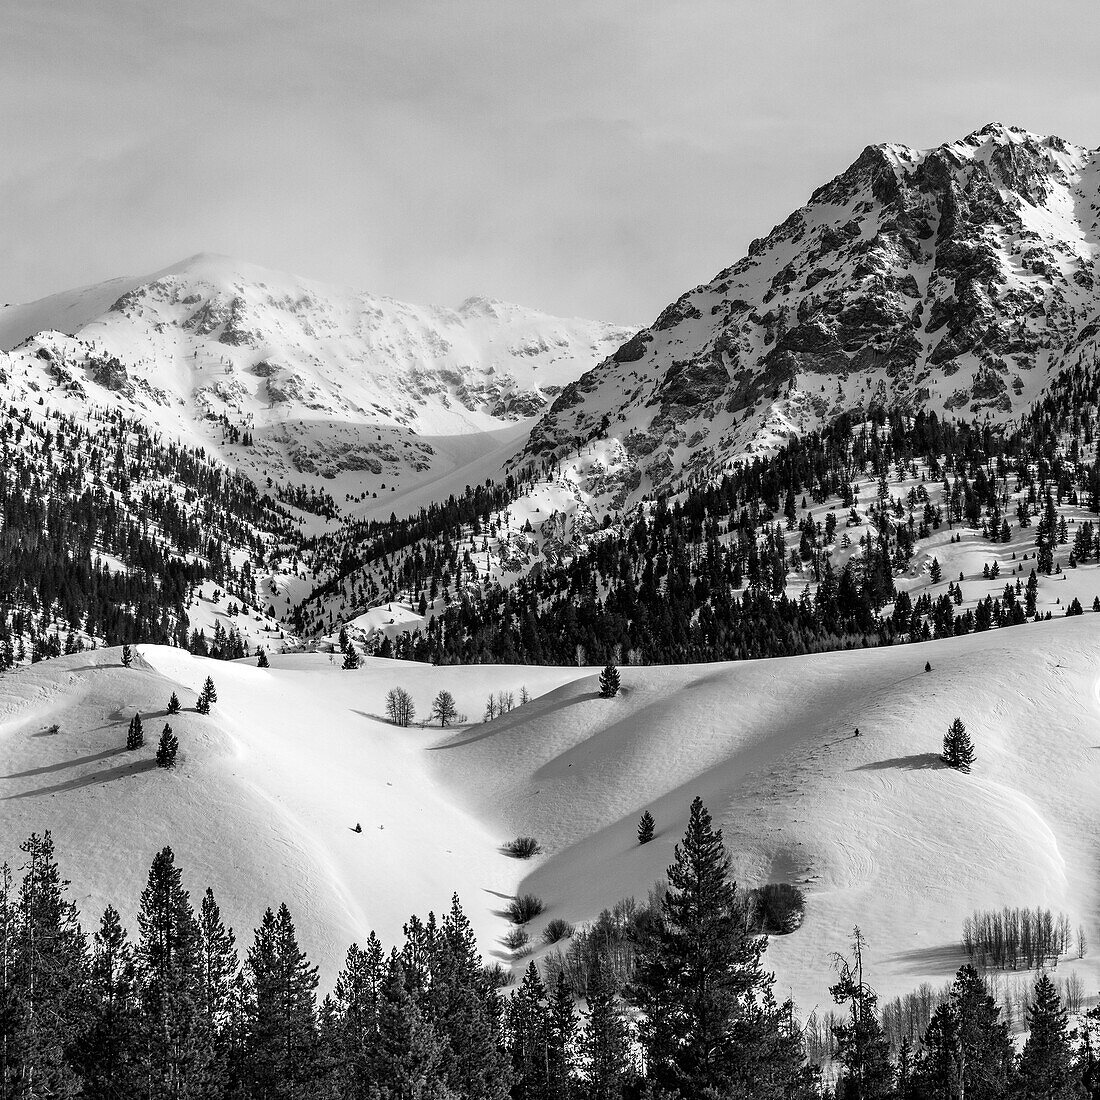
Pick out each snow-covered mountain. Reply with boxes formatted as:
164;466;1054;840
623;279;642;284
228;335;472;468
522;124;1100;506
0;254;633;515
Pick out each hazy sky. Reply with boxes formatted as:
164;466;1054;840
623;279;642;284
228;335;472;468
3;1;1098;323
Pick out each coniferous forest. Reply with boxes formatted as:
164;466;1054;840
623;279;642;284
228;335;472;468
2;801;1098;1100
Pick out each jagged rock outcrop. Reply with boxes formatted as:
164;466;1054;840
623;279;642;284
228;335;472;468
522;124;1100;504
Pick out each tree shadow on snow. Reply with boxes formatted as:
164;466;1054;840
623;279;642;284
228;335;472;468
2;746;130;779
853;753;947;772
888;942;970;974
5;758;157;799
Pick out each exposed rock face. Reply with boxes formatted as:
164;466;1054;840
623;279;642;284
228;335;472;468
522;124;1100;503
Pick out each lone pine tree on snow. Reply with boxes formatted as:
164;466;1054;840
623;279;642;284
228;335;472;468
121;644;133;667
126;713;144;750
167;691;181;714
942;717;975;772
599;662;620;698
156;724;179;769
638;810;655;844
256;648;269;668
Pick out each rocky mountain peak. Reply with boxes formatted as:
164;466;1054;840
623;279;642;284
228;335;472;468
520;125;1100;509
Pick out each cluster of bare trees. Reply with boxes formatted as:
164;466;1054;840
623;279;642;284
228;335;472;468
962;906;1078;970
384;686;481;727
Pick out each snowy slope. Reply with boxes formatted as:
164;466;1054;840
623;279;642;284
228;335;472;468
3;620;1099;1016
0;254;632;519
522;124;1100;509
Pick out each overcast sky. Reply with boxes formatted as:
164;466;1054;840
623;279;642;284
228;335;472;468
3;1;1098;323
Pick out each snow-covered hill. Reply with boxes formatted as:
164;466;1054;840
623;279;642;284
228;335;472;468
0;253;632;518
523;124;1100;509
3;621;1098;1017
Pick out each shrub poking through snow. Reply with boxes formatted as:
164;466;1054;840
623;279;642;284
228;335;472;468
598;662;620;698
746;883;805;934
504;836;541;859
507;894;544;924
504;927;530;951
637;811;655;844
542;918;574;944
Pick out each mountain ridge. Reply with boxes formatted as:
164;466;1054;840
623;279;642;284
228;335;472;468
519;122;1100;510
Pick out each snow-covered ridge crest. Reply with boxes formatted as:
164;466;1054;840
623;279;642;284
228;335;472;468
0;253;633;512
522;123;1100;509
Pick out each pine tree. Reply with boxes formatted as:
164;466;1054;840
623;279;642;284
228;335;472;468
136;846;217;1096
243;903;319;1098
126;713;144;750
507;962;548;1100
156;724;179;769
256;648;269;668
598;662;620;698
629;796;792;1096
341;641;360;670
121;644;133;667
546;971;577;1098
423;894;510;1100
942;717;975;772
167;691;181;714
9;832;90;1099
581;960;633;1100
637;810;655;845
1018;972;1080;1100
913;965;1014;1100
196;676;217;715
80;904;141;1097
371;954;453;1099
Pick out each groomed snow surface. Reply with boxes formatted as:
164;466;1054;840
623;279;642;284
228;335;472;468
1;621;1098;1018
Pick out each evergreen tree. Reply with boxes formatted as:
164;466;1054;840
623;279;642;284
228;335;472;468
581;960;633;1100
370;954;454;1099
628;797;804;1097
156;724;179;769
546;971;577;1098
80;904;141;1098
168;691;181;714
126;713;144;750
256;648;269;668
196;676;217;715
136;846;217;1097
942;717;975;772
637;810;655;845
422;894;510;1100
342;640;360;670
1018;972;1082;1100
7;832;90;1099
121;644;133;667
507;962;548;1100
598;662;620;699
912;965;1014;1100
243;903;319;1099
